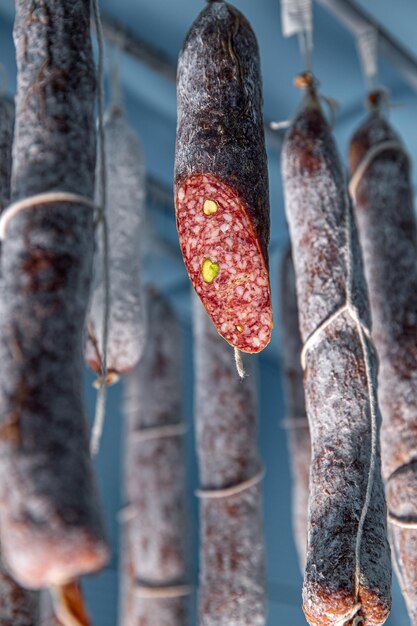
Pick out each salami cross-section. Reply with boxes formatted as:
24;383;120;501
175;0;272;354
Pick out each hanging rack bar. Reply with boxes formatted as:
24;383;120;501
100;12;283;151
314;0;417;92
101;14;177;82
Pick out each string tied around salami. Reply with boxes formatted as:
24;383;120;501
0;192;99;241
195;467;265;499
300;300;371;371
134;584;192;599
349;140;409;201
386;460;417;529
130;422;188;443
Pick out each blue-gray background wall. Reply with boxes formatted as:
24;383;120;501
1;0;417;623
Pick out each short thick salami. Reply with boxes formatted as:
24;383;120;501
175;1;272;353
349;97;417;624
85;106;146;379
282;81;391;626
193;296;266;626
120;290;188;626
0;0;108;588
279;246;310;572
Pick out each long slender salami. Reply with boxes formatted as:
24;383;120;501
282;75;391;626
0;0;108;588
175;0;272;354
193;295;266;626
84;105;146;381
120;289;188;626
279;246;310;572
0;95;41;626
349;92;417;624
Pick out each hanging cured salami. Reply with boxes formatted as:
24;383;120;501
349;91;417;625
120;289;188;626
0;0;108;588
193;296;266;625
85;105;146;381
0;94;40;626
282;75;391;626
175;1;272;354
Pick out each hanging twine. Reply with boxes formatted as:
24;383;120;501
281;0;313;72
234;346;246;379
109;35;124;114
90;0;111;457
356;26;378;90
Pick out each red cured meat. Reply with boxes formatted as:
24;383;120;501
175;1;272;353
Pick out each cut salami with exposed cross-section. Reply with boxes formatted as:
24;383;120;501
175;1;272;354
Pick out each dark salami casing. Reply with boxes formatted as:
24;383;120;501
349;101;417;624
0;96;40;626
282;86;391;626
0;0;108;588
193;296;266;626
175;1;272;354
279;246;310;572
120;290;188;626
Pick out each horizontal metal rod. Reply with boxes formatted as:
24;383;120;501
100;11;283;151
314;0;417;92
101;13;177;83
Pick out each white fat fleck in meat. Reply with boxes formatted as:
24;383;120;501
178;187;185;201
